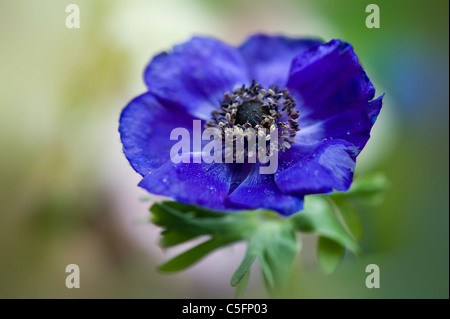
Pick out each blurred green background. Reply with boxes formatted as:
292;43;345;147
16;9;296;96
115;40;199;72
0;0;448;298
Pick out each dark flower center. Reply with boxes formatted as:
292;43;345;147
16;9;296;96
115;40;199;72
235;101;270;126
206;80;300;157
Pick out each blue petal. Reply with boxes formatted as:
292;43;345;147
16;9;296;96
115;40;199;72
138;153;233;210
239;34;322;87
287;39;383;151
119;93;198;176
144;36;249;120
275;140;358;195
297;108;373;151
227;163;304;216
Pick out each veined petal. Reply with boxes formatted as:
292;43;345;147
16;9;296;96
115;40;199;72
119;93;198;176
227;164;304;216
139;153;233;210
144;36;249;120
275;140;358;196
287;39;383;151
296;108;373;150
239;34;322;87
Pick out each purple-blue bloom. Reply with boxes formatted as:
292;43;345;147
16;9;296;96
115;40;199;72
119;35;383;216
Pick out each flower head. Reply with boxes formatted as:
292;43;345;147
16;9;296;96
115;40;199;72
119;35;383;216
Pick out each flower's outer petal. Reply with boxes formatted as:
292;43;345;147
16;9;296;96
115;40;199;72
227;164;304;216
296;106;377;151
275;140;358;195
119;93;198;177
287;39;384;151
144;37;249;120
367;94;384;125
138;153;232;210
239;34;322;87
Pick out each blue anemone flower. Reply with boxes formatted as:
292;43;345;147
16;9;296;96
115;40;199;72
119;35;383;216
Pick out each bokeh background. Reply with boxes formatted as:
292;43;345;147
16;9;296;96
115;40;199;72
0;0;448;298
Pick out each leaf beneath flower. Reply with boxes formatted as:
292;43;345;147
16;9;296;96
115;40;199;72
290;196;361;255
333;171;389;205
317;236;345;274
149;171;387;295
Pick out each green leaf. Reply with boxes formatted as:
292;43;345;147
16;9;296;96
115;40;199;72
158;236;237;272
149;192;375;296
159;230;198;248
152;201;259;274
231;251;256;287
334;172;389;205
151;202;255;248
290;196;361;255
317;236;345;274
260;223;298;292
151;202;229;236
258;249;275;291
153;202;290;296
330;196;363;242
234;268;251;299
233;221;298;293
